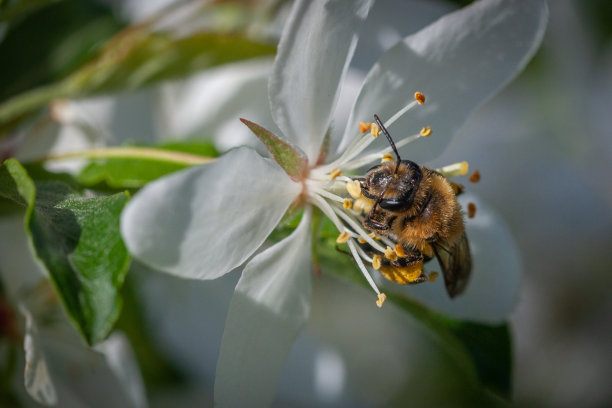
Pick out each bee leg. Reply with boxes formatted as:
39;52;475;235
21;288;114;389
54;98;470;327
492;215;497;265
364;218;390;231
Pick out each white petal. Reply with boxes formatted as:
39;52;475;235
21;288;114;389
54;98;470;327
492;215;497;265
269;0;371;162
214;209;312;407
402;194;520;322
340;0;548;162
121;147;300;280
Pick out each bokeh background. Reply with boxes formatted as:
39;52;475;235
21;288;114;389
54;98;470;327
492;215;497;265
1;0;611;407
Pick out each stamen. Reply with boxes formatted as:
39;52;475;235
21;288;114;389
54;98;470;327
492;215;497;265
428;272;439;282
336;231;351;244
346;180;362;199
376;293;387;308
420;126;432;137
372;254;382;270
329;168;342;180
370;123;380;138
332;207;386;252
340;133;421;171
467;202;477;219
343;198;353;210
395;244;406;258
469;170;481;183
381;153;394;163
384;246;397;261
368;232;381;241
347;240;382;296
437;161;469;178
358;237;367;244
359;122;371;133
353;197;374;214
414;92;426;104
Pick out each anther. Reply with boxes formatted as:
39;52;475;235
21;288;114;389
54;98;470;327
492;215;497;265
395;244;406;258
376;293;387;308
372;254;382;270
428;272;439;282
414;92;425;105
359;122;371;133
346;180;362;199
420;126;432;137
467;202;477;219
438;161;469;178
329;168;342;180
384;246;397;261
381;153;394;163
369;232;381;241
370;122;380;138
469;170;481;183
343;198;353;210
336;231;350;244
358;237;367;244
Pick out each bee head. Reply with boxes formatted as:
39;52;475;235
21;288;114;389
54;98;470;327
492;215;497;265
362;161;422;211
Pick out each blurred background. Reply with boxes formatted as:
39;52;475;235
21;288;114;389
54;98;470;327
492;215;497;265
0;0;611;407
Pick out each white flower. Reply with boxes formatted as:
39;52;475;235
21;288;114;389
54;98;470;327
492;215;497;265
121;0;548;406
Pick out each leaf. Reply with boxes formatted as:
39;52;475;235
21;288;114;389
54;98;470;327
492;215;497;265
314;215;513;399
0;159;131;345
77;140;218;189
240;118;308;180
0;25;276;129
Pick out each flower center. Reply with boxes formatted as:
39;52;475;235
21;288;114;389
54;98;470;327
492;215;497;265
303;92;470;307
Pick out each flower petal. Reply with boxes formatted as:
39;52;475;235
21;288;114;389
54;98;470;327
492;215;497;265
214;209;312;407
340;0;548;162
121;147;301;280
269;0;371;162
402;194;520;322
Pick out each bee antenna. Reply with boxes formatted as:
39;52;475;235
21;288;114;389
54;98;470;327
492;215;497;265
374;114;401;174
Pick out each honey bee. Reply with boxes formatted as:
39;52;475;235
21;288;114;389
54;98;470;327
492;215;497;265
358;115;472;298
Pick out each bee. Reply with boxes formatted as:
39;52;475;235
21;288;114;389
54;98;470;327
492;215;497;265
358;115;472;298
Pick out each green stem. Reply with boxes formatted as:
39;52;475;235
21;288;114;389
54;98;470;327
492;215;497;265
37;147;216;165
0;82;72;125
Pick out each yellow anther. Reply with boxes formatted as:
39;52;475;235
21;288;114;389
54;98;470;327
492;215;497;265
359;122;371;133
395;244;406;258
384;246;397;261
428;272;439;282
369;232;381;241
376;293;387;308
420;126;432;137
381;153;394;163
336;231;351;244
467;202;477;219
343;198;353;210
358;237;367;244
437;161;469;178
346;180;362;199
329;168;342;180
372;254;382;270
414;92;426;104
370;122;380;138
469;169;481;183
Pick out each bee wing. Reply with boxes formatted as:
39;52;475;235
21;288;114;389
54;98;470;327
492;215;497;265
433;232;472;298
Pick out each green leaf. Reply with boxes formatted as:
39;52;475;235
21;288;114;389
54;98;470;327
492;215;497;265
76;141;218;189
0;158;130;345
313;214;512;399
240;118;308;180
0;25;276;130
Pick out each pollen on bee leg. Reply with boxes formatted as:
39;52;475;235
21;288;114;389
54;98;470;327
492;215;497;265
336;231;351;244
359;122;371;133
394;244;406;258
420;126;432;137
428;272;439;282
414;92;426;104
376;293;387;308
381;153;394;163
346;180;362;199
467;202;477;219
370;122;380;138
343;198;353;210
372;254;382;270
329;168;342;180
384;246;398;261
438;161;469;178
